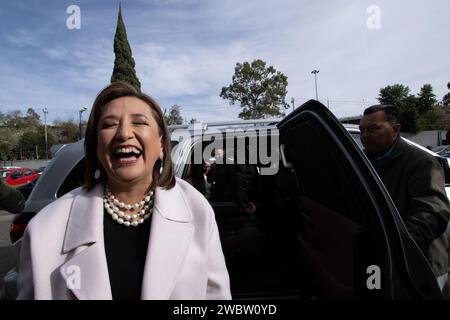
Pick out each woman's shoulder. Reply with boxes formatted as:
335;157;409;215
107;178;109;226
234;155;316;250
26;186;89;231
155;178;213;223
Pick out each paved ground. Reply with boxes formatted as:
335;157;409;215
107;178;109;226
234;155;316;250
0;210;15;297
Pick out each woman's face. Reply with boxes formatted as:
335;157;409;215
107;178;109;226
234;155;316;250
97;96;163;189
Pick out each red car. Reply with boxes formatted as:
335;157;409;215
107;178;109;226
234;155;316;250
4;168;39;187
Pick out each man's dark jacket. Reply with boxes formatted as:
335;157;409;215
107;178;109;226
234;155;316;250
366;137;450;277
0;179;25;213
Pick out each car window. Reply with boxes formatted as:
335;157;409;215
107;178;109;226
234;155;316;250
10;170;22;179
0;171;8;179
183;136;311;299
56;159;86;198
350;132;363;149
24;170;32;176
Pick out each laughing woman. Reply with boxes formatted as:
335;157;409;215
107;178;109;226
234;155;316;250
17;82;231;300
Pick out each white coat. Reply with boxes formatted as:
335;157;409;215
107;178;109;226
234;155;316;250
17;178;231;300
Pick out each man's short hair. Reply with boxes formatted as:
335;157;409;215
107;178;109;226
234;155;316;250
363;104;399;124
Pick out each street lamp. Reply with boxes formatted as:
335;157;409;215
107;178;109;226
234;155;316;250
311;70;319;101
79;107;88;140
42;108;48;160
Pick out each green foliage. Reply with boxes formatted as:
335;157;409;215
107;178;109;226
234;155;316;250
417;84;437;115
378;84;419;133
4;110;25;129
164;105;183;125
110;4;141;91
53;118;79;144
0;108;41;129
378;84;410;106
24;107;41;127
18;125;56;159
418;106;447;131
220;59;289;119
377;83;448;133
399;96;420;133
0;128;19;160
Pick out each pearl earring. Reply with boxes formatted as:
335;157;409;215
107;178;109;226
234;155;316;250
159;161;164;175
94;169;101;179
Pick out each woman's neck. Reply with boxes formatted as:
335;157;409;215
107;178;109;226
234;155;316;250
106;180;152;204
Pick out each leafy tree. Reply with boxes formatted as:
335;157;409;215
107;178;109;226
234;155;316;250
417;84;437;115
164;105;183;125
220;59;289;119
0;128;19;160
399;95;420;133
110;4;141;91
378;84;420;133
4;110;25;129
417;106;446;130
53;118;79;144
378;84;410;106
19;125;56;159
23;107;41;127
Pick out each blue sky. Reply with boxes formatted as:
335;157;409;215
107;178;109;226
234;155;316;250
0;0;449;124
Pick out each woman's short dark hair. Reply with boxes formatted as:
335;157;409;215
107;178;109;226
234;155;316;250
84;81;176;191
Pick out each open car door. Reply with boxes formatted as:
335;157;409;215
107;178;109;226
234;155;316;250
277;100;443;299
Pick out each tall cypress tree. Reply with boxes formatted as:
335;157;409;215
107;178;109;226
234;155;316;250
111;3;141;91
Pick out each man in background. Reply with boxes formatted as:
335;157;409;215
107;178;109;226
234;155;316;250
359;104;450;294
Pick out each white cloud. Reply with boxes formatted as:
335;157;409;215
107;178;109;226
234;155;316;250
6;29;40;48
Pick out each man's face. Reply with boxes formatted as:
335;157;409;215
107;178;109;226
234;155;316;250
359;111;400;155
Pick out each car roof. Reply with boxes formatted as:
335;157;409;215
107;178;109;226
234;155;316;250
24;139;85;213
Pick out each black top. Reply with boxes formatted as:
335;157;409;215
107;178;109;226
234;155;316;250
103;211;151;300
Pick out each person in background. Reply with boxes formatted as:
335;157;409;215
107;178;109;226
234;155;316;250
17;81;231;300
0;179;25;213
185;161;212;200
359;104;450;295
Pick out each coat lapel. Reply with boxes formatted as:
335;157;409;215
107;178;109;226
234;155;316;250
141;181;194;299
59;183;112;300
57;180;193;300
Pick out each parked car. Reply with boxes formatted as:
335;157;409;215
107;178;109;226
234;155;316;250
16;176;40;201
0;168;14;181
3;100;449;300
3;168;39;187
435;146;450;159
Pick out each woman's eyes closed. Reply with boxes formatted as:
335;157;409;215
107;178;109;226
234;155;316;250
132;121;149;126
101;122;118;129
101;121;148;128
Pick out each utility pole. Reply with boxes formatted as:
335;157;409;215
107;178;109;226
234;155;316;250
42;107;48;160
79;107;88;140
291;97;295;112
311;70;319;101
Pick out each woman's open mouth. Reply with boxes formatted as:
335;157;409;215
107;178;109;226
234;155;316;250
112;146;143;165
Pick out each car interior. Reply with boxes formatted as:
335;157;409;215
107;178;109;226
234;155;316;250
181;127;389;300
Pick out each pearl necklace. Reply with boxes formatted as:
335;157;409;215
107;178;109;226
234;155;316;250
103;184;154;227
